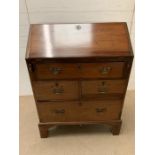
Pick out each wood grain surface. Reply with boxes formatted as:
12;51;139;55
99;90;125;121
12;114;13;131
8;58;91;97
26;23;133;59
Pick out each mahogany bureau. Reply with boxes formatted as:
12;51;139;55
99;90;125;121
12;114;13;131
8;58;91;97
26;23;133;138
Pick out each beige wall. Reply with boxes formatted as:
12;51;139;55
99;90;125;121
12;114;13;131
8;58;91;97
19;0;135;95
128;11;135;90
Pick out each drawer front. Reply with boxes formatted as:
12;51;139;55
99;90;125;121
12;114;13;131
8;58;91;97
37;101;80;122
37;100;122;123
33;81;79;100
81;80;126;98
35;63;79;80
80;62;125;78
80;100;122;121
33;62;125;80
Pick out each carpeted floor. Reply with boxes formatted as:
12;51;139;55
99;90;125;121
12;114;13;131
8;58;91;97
20;91;135;155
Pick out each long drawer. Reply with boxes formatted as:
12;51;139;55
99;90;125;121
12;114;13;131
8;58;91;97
37;100;122;122
34;62;125;80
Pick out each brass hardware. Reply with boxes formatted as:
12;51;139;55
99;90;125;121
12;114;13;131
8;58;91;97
52;87;64;94
28;63;34;72
96;108;106;113
54;109;65;114
98;87;108;94
98;90;106;94
100;67;111;75
49;67;63;75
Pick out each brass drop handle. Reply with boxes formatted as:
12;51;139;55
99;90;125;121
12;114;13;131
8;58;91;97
52;88;64;94
98;89;107;94
100;67;111;75
96;108;106;113
54;109;65;114
98;84;108;94
49;67;63;75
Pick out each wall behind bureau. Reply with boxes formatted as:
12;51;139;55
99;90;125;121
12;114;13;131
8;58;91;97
19;0;135;96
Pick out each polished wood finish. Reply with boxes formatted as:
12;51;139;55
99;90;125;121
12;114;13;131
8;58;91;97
33;81;79;100
35;63;80;80
81;80;126;96
32;62;125;80
79;62;125;78
38;101;80;122
26;23;133;138
26;23;133;59
37;100;122;123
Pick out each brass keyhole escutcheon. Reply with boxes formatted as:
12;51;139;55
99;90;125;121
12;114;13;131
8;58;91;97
49;67;63;75
100;67;111;75
98;81;107;94
51;82;64;94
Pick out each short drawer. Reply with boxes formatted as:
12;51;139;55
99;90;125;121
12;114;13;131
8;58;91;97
80;62;125;78
37;101;80;122
81;80;126;98
33;81;79;101
35;63;79;80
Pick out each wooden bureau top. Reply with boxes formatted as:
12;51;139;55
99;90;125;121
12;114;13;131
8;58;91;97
26;23;133;59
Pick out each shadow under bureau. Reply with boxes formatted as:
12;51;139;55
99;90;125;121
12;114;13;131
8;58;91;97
26;23;133;138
